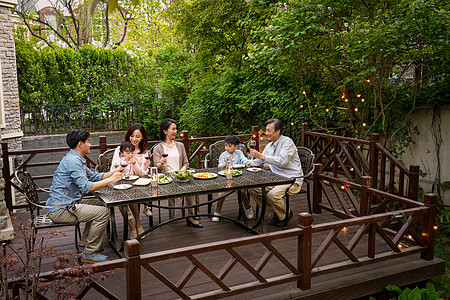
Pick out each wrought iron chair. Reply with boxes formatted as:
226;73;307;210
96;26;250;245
15;170;82;250
204;140;248;168
95;148;116;172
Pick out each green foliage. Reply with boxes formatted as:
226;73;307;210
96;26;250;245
385;283;444;300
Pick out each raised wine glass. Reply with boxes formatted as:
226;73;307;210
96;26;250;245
120;156;129;178
248;139;256;160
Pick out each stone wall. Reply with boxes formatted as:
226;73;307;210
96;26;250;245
0;0;18;239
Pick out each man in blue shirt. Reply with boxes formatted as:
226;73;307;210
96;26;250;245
246;119;303;227
47;130;123;263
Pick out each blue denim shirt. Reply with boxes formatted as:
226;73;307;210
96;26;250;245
218;149;248;167
249;135;303;185
46;149;104;212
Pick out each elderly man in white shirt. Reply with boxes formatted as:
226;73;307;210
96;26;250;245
246;119;303;227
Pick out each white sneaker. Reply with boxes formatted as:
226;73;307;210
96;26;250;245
212;212;221;222
244;207;254;219
143;206;153;217
127;211;134;221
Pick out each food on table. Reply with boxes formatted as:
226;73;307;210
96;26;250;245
218;170;243;176
157;174;172;184
173;170;193;181
193;172;217;179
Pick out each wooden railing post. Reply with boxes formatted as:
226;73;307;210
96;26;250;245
2;143;12;214
126;239;142;300
369;133;380;189
407;165;420;201
333;139;338;177
301;123;308;147
252;126;259;151
99;136;107;153
360;176;373;216
313;163;323;214
298;213;312;290
181;130;189;162
421;193;437;261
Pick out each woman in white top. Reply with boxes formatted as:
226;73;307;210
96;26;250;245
153;118;202;228
111;123;151;238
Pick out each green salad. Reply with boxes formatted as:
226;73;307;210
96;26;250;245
173;170;193;180
218;170;243;176
158;174;172;183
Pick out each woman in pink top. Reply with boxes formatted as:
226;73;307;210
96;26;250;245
111;123;151;239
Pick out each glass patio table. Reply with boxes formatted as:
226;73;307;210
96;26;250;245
95;167;294;256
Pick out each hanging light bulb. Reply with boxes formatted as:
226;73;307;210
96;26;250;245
291;122;294;126
302;90;306;95
354;108;358;112
314;104;318;107
344;99;348;102
300;104;304;108
325;108;329;112
361;99;365;102
357;94;361;98
362;123;366;126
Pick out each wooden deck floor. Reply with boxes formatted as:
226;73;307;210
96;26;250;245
8;191;445;300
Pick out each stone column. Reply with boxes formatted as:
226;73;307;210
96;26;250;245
0;0;18;240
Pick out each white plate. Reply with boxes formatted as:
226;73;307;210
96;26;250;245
113;184;132;190
122;175;139;180
193;172;218;179
233;164;245;169
218;170;243;176
133;178;152;186
246;167;262;172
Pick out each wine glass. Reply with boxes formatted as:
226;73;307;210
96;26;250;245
248;139;256;160
120;156;129;178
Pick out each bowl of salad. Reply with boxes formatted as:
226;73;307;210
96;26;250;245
172;170;193;182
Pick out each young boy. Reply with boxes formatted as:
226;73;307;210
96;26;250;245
212;135;254;221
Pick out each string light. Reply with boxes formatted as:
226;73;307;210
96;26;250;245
357;94;361;98
366;79;370;83
350;167;354;171
300;104;304;108
361;99;365;102
203;146;206;150
357;145;361;149
354;108;358;112
302;90;306;95
433;225;438;230
314;104;317;107
407;235;412;239
325;108;329;112
190;136;194;139
291;122;294;126
341;95;345;99
342;227;348;232
341;185;345;190
253;134;256;138
362;123;366;126
344;99;348;102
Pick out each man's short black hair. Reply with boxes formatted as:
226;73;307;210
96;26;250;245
225;135;240;146
120;140;135;153
265;119;283;134
66;130;90;149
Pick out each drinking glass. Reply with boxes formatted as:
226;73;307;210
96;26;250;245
120;156;129;177
248;139;256;160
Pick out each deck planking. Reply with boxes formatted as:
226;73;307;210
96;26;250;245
7;190;445;299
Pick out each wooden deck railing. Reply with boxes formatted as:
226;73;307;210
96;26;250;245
313;163;424;219
2;127;259;212
4;193;436;299
301;123;420;201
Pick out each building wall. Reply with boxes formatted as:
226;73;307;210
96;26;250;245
0;1;23;209
399;105;450;205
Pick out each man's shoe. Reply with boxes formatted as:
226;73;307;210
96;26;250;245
277;210;294;227
244;207;254;219
212;212;221;222
81;252;110;264
268;213;279;226
129;230;137;239
78;245;104;253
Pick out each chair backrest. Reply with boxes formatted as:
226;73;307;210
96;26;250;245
15;170;40;217
97;149;116;173
207;140;247;168
297;146;315;178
